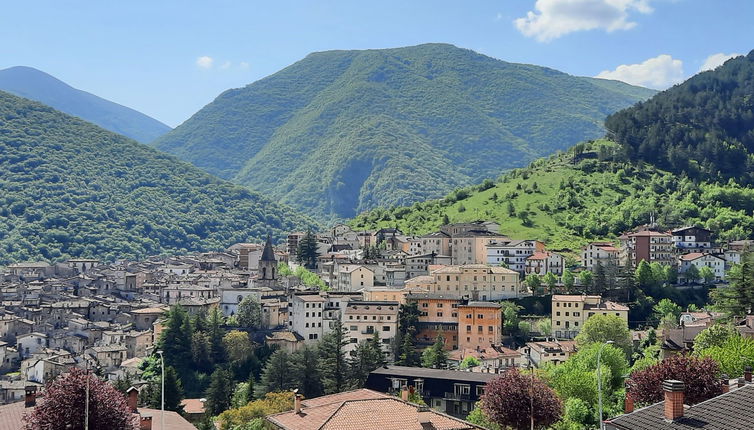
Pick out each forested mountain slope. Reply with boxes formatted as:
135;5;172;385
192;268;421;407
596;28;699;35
154;43;655;219
350;140;754;250
0;91;316;265
0;66;171;143
606;50;754;183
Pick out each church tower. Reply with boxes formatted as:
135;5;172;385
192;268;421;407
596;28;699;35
257;235;278;288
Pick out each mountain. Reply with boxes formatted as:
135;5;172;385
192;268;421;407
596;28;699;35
350;140;754;250
153;43;655;220
606;50;754;183
0;66;171;143
0;90;316;265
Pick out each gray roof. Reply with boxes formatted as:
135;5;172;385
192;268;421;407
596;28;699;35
370;365;496;383
607;384;754;430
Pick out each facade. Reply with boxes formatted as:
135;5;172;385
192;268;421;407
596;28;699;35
521;340;578;367
457;302;502;352
678;252;726;281
255;236;278;288
525;251;564;275
410;264;523;301
288;293;326;342
581;242;620;271
451;231;509;265
412;294;462;350
552;295;629;339
343;301;398;357
486;240;546;273
337;265;375;291
621;230;674;267
671;226;713;251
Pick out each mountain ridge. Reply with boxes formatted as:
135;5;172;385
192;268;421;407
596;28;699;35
154;43;655;220
0;66;171;143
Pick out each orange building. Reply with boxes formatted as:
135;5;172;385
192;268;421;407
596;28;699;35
457;302;502;351
411;294;461;350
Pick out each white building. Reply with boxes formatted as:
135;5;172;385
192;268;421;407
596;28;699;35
288;294;326;343
342;301;398;357
678;253;726;282
486;240;544;273
337;265;374;292
581;242;620;271
525;251;564;276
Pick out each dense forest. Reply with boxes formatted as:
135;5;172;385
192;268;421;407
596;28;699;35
0;66;171;143
606;50;754;183
350;140;754;250
0;91;316;265
155;43;654;219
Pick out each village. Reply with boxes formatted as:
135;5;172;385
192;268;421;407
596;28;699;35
0;220;752;428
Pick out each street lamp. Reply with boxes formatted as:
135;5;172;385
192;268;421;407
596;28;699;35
597;341;614;430
157;350;165;430
524;347;534;430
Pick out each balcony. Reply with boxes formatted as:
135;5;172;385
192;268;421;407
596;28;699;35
361;328;375;335
444;392;471;401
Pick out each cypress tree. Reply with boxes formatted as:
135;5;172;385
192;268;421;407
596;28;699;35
319;320;350;394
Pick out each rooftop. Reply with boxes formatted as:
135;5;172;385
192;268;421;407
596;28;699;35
370;365;497;383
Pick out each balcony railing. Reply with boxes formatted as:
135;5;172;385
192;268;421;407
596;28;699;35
444;392;471;401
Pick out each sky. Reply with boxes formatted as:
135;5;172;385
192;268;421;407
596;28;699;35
1;0;751;127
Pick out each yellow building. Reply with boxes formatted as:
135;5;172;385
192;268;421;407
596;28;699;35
406;264;524;301
551;295;629;339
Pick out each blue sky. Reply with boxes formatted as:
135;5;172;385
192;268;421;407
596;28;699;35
1;0;751;127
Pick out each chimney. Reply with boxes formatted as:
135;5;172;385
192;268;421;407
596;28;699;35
24;386;37;408
417;405;432;425
624;382;634;414
294;394;303;414
662;380;685;421
127;387;139;412
139;416;152;430
738;377;746;388
721;375;730;393
745;366;752;383
401;387;409;401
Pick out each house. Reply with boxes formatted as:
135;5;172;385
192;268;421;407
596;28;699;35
405;253;452;280
265;331;304;353
620;230;674;267
525;251;565;276
660;325;707;358
288;293;326;343
486;240;546;273
16;333;48;358
410;294;462;350
447;345;523;371
552;295;629;339
409;231;452;257
521;340;578;367
337;265;374;291
671;226;714;251
131;306;167;331
409;264;523;301
450;230;510;265
366;365;496;419
581;242;620;271
679;310;724;327
266;388;483;429
457;302;502;352
342;301;398;357
678;253;726;282
605;380;754;429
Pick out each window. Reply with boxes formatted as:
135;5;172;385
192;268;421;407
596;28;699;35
437;312;443;317
350;326;357;331
382;326;390;331
478;314;484;319
476;385;486;396
488;326;494;333
478;326;483;333
466;325;471;333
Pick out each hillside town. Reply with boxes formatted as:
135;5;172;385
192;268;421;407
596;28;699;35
1;220;753;429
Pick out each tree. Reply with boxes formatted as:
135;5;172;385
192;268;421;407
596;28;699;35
695;333;754;378
223;330;253;365
543;272;558;293
715;254;754;316
205;368;235;416
296;230;319;269
578;270;593;291
593;261;607;293
635;260;654;289
460;356;481;370
160;305;192;371
482;369;563;430
144;365;184;412
629;355;721;405
562;269;575;292
397;327;421;367
237;296;263;329
575;314;632;357
693;324;738;351
685;264;701;284
257;349;295;395
467;401;501;430
208;307;227;364
231;382;252;408
526;274;542;294
319;319;350;394
419;333;446;369
664;265;679;285
23;368;135;430
398;301;420;335
216;392;294;430
652;299;682;326
349;333;385;388
291;345;323;398
191;331;213;372
501;301;522;336
537;318;552;337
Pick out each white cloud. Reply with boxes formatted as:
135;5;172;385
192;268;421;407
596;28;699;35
239;61;250;70
196;56;214;69
595;54;684;89
514;0;653;42
220;61;232;70
699;52;742;72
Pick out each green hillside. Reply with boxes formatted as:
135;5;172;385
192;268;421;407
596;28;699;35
0;66;171;143
350;140;754;250
606;50;754;183
154;43;655;220
0;91;316;265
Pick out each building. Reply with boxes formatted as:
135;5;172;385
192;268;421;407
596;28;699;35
451;230;509;265
447;345;523;371
486;240;546;273
411;294;462;350
288;293;326;343
581;242;620;271
266;388;483;430
256;236;278;288
678;253;726;282
405;253;452;280
671;226;713;252
605;380;754;430
342;301;398;357
621;230;673;267
408;264;523;301
552;295;629;339
525;251;564;275
457;302;502;352
366;365;496;419
337;265;374;291
521;340;578;367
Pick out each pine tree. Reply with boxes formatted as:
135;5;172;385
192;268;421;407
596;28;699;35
208;307;226;364
146;366;184;412
296;230;320;269
319;319;350;394
257;349;295;395
348;334;384;388
593;261;607;294
291;345;323;398
421;333;448;369
397;327;421;367
715;253;754;316
160;306;192;372
205;368;234;416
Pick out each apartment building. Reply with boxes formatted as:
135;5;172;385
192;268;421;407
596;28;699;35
412;294;462;350
337;265;374;291
620;230;674;267
678;252;726;281
671;226;713;251
451;230;509;265
551;295;629;339
288;293;326;342
524;251;564;276
406;265;523;301
457;302;502;351
343;301;399;357
581;242;620;271
486;240;546;273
